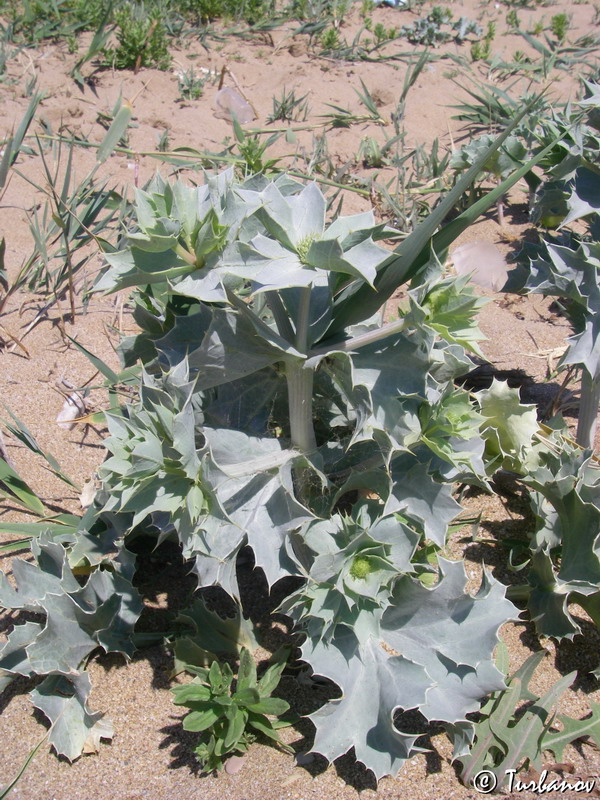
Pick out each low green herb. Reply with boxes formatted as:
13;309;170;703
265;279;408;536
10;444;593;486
171;648;293;772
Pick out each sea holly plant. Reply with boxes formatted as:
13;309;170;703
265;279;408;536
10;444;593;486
0;529;142;760
0;111;568;775
505;238;600;448
475;378;600;645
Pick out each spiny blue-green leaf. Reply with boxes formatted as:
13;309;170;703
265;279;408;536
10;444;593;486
173;597;258;675
561;163;600;227
257;180;325;250
201;427;313;587
0;621;43;676
411;276;488;356
527;551;581;639
96;246;193;293
385;458;462;546
476;379;540;474
31;673;113;762
155;306;300;389
381;561;514;725
450;133;527;180
304;629;431;781
303;562;515;779
0;537;80;610
27;592;120;674
0;537;142;679
505;241;600;380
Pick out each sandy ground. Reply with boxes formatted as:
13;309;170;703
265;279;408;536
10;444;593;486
1;0;600;797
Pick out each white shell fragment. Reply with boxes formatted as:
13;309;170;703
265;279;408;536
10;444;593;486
56;392;86;430
451;241;509;292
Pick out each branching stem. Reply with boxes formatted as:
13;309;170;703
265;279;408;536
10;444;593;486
308;316;408;360
175;242;197;267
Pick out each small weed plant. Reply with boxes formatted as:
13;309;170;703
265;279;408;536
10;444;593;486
550;12;569;43
102;4;171;71
177;67;208;101
172;648;292;771
267;87;310;123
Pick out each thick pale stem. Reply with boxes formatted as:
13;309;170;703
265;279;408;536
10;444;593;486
286;360;317;453
286;286;317;456
577;370;600;449
295;287;312;354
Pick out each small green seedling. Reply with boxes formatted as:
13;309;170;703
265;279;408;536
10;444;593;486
267;87;310;123
506;9;520;31
171;648;293;772
177;67;208;101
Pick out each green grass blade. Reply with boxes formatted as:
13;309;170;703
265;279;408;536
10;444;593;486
59;143;74;207
0;237;7;293
0;514;80;539
326;94;550;334
0;735;48;800
400;49;430;105
2;408;78;489
0;536;33;554
0;457;46;516
11;91;44;166
430;136;561;255
519;30;552;57
70;2;115;87
0;136;13;190
65;334;120;384
0;92;43;190
97;100;133;164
